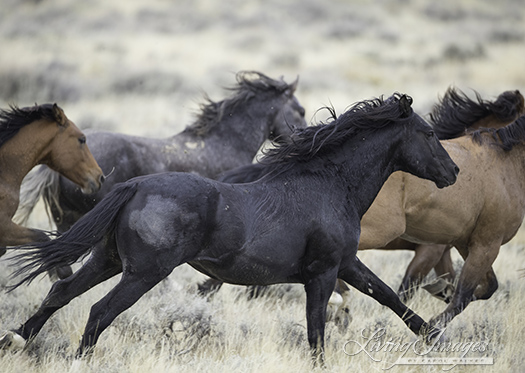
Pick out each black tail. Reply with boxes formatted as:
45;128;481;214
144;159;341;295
9;182;139;289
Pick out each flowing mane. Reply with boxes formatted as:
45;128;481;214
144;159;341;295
0;104;57;149
260;93;413;176
430;87;524;140
471;116;525;151
183;71;293;136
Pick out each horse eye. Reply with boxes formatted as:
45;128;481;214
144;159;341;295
79;136;86;145
427;131;435;138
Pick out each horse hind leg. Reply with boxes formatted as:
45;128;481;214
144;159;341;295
3;245;122;349
77;256;177;356
429;243;500;327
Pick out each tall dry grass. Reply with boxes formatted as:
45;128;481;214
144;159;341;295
1;0;524;371
1;222;524;372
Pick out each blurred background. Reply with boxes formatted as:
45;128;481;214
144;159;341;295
1;2;524;370
1;0;523;137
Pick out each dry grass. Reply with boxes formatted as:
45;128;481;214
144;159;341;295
1;0;524;371
1;235;524;372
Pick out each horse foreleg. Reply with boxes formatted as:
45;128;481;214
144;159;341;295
304;269;338;367
0;220;49;246
473;267;498;300
398;244;449;302
429;244;500;327
0;221;72;280
339;257;440;341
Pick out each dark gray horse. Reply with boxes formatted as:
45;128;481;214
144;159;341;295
3;94;458;365
16;71;306;233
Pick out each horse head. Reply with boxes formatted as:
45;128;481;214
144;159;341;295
269;76;307;142
43;104;104;194
396;96;459;188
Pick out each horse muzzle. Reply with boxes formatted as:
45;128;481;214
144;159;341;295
435;164;459;189
81;174;105;194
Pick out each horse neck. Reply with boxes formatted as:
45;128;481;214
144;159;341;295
179;97;279;163
470;114;515;131
296;129;402;219
0;120;57;187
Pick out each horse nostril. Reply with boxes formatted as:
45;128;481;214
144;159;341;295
100;174;106;184
454;165;460;175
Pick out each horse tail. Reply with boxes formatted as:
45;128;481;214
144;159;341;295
9;182;139;290
13;165;61;226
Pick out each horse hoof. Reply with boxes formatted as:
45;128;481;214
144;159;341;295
0;331;26;351
420;324;444;345
422;278;455;303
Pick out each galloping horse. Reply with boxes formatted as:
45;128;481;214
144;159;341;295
15;71;307;232
0;104;103;277
357;114;525;327
382;87;524;301
196;87;525;307
2;94;458;363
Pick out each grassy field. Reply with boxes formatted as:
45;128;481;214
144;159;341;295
0;0;524;372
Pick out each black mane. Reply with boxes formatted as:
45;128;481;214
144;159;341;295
259;93;413;176
0;104;57;149
183;71;293;136
430;87;524;140
471;116;525;151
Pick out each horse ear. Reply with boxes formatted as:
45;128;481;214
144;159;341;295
286;76;299;97
52;103;67;126
399;95;413;117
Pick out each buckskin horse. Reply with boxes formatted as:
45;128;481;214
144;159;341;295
2;94;458;364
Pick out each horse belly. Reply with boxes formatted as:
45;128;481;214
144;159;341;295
191;236;306;286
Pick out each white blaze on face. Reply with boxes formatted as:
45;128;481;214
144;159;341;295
129;194;198;248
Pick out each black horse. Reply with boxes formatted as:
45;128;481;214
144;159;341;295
3;94;458;364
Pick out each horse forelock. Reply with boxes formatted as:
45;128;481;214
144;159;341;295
470;115;525;151
260;93;413;173
183;71;294;137
0;103;58;149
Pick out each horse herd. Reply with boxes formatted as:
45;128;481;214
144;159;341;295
0;71;523;365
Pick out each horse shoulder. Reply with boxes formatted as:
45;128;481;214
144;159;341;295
359;172;407;250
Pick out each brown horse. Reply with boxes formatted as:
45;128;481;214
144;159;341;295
356;111;525;327
0;104;103;276
381;87;524;302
